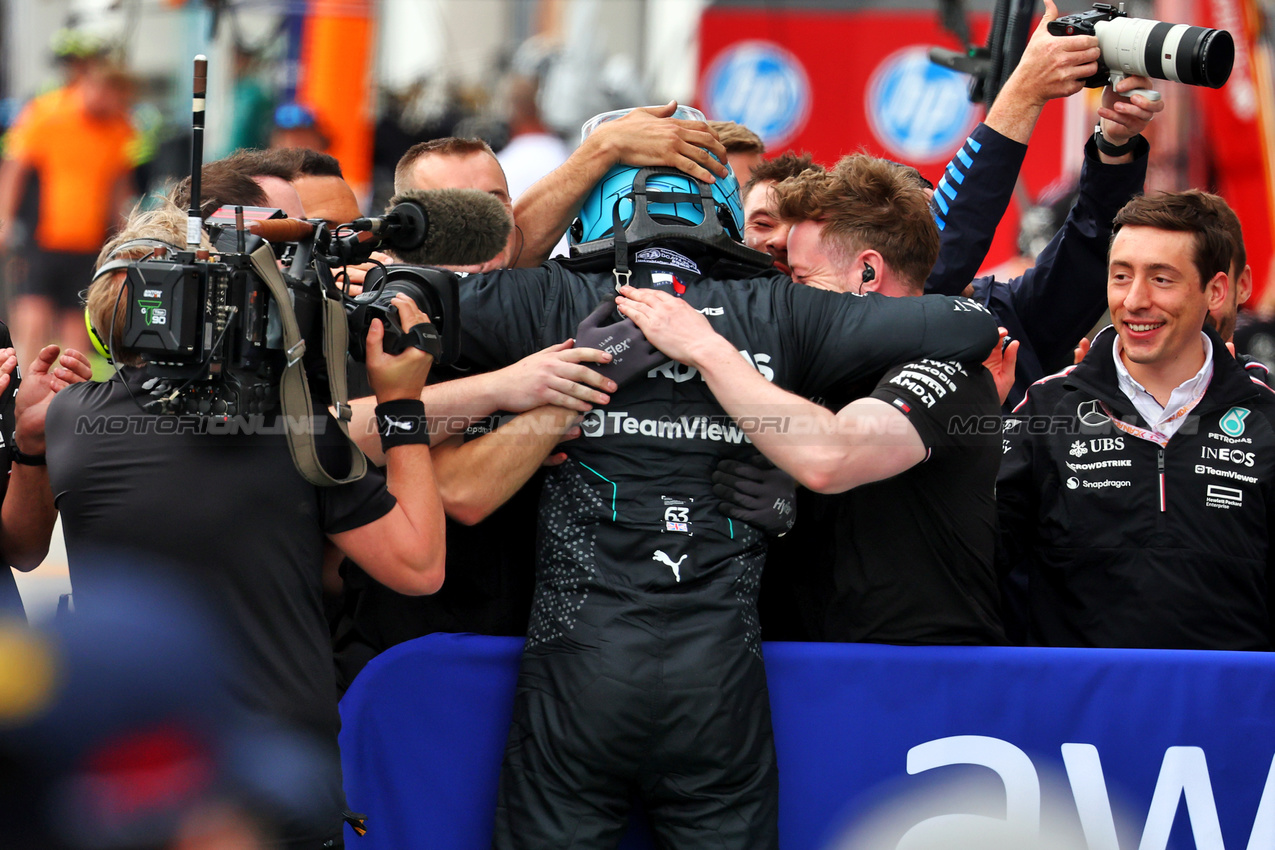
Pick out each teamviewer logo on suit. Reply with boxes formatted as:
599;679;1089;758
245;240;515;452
701;41;811;148
866;46;976;162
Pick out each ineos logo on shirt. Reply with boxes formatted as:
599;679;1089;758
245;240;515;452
1200;446;1256;467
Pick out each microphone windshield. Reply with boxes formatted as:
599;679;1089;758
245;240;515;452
387;188;512;267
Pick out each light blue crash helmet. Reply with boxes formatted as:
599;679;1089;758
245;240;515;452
570;106;747;254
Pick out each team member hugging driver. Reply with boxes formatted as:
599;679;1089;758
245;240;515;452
44;200;447;848
453;106;998;849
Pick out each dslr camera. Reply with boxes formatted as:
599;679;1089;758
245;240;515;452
1048;2;1234;90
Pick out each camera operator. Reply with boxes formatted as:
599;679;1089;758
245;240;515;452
171;148;307;220
44;202;446;849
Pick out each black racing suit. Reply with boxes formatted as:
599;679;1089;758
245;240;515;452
456;245;998;849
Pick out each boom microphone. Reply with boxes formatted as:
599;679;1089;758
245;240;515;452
349;188;512;267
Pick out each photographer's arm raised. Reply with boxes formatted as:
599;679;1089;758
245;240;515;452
985;1;1101;143
329;297;446;595
512;103;729;267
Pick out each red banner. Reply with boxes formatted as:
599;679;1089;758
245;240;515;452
1198;0;1274;302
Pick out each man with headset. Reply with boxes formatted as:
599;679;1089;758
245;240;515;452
46;201;446;849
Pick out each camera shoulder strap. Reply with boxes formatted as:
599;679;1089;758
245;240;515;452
249;243;368;486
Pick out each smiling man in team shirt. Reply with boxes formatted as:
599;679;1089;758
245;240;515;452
998;190;1275;649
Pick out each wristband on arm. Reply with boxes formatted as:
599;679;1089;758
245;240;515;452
1093;125;1139;158
11;449;46;466
375;399;430;452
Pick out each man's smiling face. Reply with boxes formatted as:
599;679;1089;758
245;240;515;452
1108;225;1223;367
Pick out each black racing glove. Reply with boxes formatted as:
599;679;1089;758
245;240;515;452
574;297;670;390
712;454;797;537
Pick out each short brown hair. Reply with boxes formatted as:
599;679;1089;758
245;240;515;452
777;154;938;292
1112;190;1234;288
170;149;300;219
743;152;823;200
393;138;496;194
1195;191;1246;275
89;201;205;366
709;121;764;155
268;147;345;179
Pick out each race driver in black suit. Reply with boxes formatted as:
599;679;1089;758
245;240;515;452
453;109;999;850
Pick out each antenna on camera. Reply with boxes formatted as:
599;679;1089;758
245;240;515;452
187;55;208;249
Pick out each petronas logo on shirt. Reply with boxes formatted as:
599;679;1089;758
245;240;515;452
1220;407;1250;438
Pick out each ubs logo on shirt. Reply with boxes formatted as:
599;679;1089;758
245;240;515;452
1070;437;1124;457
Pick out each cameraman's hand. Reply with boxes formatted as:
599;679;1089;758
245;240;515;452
589;101;729;184
14;345;92;455
483;341;616;414
335;251;394;298
1098;74;1163;150
367;293;433;402
987;0;1100;143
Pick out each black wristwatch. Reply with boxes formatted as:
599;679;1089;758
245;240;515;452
1093;124;1139;158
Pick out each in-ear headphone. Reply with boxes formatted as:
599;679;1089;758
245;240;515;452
857;261;876;295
